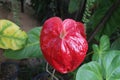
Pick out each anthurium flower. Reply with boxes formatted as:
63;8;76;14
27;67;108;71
40;17;88;73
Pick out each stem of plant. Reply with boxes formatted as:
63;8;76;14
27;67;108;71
46;63;59;80
51;69;56;80
86;51;94;56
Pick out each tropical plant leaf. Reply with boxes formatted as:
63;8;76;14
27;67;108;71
92;44;102;63
76;61;103;80
92;35;110;63
0;20;28;50
4;27;43;59
99;35;110;51
76;50;120;80
103;50;120;80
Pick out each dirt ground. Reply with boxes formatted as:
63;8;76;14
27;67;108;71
0;3;41;63
0;4;40;31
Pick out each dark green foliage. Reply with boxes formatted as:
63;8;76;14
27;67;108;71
68;0;81;14
87;0;120;41
111;38;120;50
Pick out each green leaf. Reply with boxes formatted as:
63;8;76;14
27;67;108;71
100;35;110;51
76;61;103;80
4;27;43;59
76;50;120;80
103;50;120;80
68;0;81;13
92;44;101;62
92;44;99;54
103;50;120;71
0;20;28;50
92;35;109;62
111;38;120;50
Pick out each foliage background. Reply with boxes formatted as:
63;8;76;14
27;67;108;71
0;0;120;80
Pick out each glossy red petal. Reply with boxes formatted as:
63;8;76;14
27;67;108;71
40;17;88;74
40;17;63;65
76;22;86;38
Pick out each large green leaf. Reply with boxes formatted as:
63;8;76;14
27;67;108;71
111;38;120;50
103;50;120;74
103;50;120;80
0;20;28;50
76;50;120;80
68;0;81;13
4;27;43;59
76;61;103;80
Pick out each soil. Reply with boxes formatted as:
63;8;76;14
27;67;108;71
0;3;40;31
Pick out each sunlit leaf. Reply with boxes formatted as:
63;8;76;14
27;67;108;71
4;27;43;59
76;61;103;80
0;20;28;50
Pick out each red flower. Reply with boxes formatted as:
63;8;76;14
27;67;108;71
40;17;88;74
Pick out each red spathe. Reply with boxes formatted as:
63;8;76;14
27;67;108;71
40;17;88;74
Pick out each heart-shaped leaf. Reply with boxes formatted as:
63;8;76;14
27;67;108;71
40;17;88;73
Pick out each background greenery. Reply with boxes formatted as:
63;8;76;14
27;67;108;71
0;0;120;80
